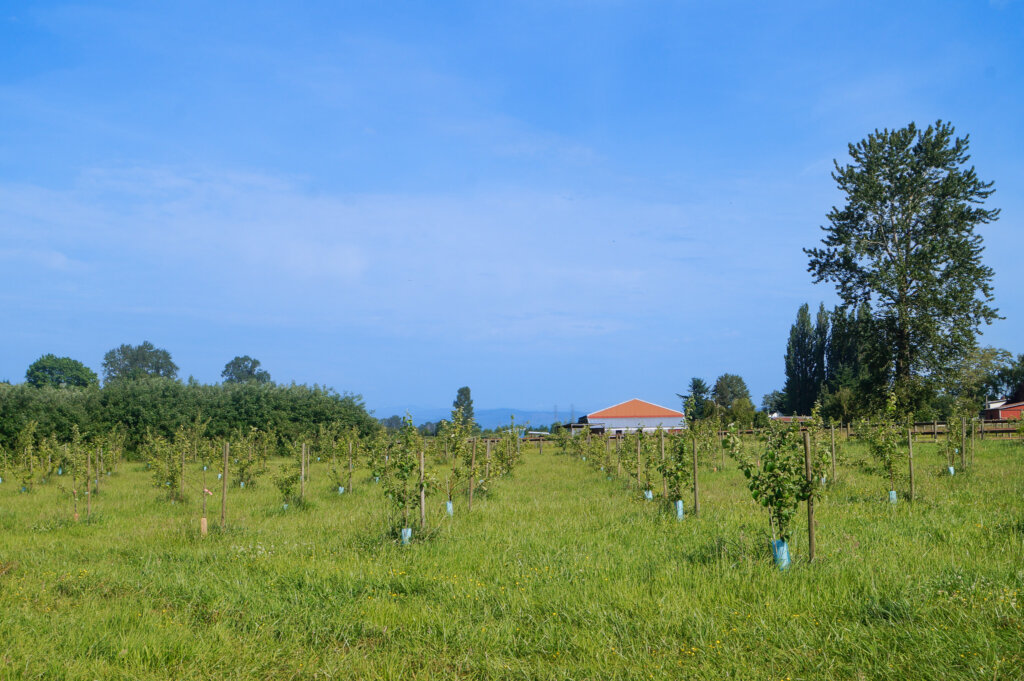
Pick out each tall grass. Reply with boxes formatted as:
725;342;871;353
0;437;1021;679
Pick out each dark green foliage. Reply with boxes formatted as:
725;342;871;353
782;304;817;416
221;355;271;384
678;377;711;422
452;387;475;428
0;379;378;456
736;421;812;542
712;374;751;411
806;121;1000;411
25;354;98;389
102;341;178;383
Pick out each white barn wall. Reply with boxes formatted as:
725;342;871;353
589;417;685;433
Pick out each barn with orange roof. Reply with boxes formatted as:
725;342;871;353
572;398;685;435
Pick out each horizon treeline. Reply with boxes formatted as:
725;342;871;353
776;302;1024;422
0;343;378;454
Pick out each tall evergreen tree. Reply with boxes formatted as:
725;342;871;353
452;386;475;426
782;304;816;415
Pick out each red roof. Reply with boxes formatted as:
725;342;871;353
588;399;684;420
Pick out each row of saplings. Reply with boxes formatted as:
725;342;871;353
553;396;980;569
1;408;525;543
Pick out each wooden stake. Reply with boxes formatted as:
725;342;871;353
468;438;477;511
485;440;491;479
803;431;815;562
418;449;426;529
300;443;306;501
908;427;915;502
636;436;642;489
960;417;967;470
201;466;208;536
692;437;699;516
347;440;354;492
86;446;92;519
180;442;186;499
661;430;668;500
220;441;229;528
830;426;836;481
970;420;975;468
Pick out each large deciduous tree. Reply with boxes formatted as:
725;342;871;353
222;355;272;384
806;121;999;409
102;341;178;383
26;354;98;388
712;373;751;409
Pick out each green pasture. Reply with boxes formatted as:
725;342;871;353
0;437;1022;680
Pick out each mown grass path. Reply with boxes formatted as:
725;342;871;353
1;439;1022;679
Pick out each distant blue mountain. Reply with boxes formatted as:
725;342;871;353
371;406;586;430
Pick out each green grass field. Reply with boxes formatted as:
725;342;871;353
1;438;1022;680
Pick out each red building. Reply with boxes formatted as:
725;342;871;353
982;401;1024;420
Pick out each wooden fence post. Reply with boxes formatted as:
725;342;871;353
933;419;938;443
803;431;815;562
220;441;229;528
692;437;699;517
908;427;915;502
485;440;491;479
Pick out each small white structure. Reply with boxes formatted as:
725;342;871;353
572;399;685;434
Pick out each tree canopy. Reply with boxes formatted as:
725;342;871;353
453;386;475;426
25;354;98;388
806;121;999;410
222;355;272;384
102;341;178;383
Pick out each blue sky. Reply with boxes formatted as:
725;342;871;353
1;1;1022;419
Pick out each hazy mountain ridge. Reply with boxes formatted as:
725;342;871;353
372;406;587;430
